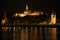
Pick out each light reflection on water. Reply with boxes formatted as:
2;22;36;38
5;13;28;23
1;27;57;40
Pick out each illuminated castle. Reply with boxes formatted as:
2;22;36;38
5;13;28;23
14;4;42;17
14;4;29;17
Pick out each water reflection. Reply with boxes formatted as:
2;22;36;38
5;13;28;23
1;27;57;40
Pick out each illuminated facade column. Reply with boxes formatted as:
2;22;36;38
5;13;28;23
50;12;56;24
1;12;8;25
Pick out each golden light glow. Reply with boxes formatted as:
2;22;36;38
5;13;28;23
29;13;40;16
24;11;28;14
1;18;7;25
14;12;40;17
19;14;26;17
1;12;8;25
15;13;27;17
14;4;43;17
23;11;29;16
15;13;18;16
50;13;56;24
2;19;6;24
26;4;28;11
39;21;47;25
41;11;43;15
23;4;29;15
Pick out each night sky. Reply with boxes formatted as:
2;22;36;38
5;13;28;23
0;0;56;12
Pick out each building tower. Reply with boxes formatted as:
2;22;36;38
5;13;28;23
50;11;56;24
26;4;28;11
1;12;8;25
24;4;29;14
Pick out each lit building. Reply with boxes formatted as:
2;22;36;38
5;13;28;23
14;4;29;17
14;4;43;17
50;12;56;24
1;12;8;25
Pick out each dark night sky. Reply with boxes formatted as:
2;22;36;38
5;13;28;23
0;0;56;12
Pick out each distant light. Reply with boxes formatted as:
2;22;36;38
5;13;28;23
19;14;26;17
2;20;6;24
14;13;27;17
24;11;28;14
1;19;7;25
29;13;40;16
41;12;43;15
15;13;18;17
13;27;15;31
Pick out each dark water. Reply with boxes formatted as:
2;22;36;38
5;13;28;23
1;27;57;40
